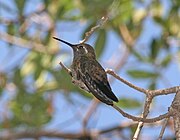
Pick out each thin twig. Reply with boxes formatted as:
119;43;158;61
0;121;167;140
0;130;91;140
119;24;135;46
107;69;180;97
0;32;57;54
112;104;171;123
171;91;180;139
133;122;143;140
152;86;180;96
83;99;99;129
158;117;170;140
99;121;137;134
59;62;72;76
80;16;108;43
106;69;148;94
133;96;153;140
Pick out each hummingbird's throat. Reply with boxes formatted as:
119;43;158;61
84;47;88;54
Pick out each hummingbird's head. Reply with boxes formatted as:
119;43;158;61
53;37;96;59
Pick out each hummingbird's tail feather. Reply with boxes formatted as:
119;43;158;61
94;80;118;102
81;73;117;105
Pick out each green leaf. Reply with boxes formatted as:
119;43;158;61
55;0;74;20
77;89;93;99
33;54;44;80
131;48;146;62
0;72;6;96
148;81;156;90
116;98;141;109
48;69;76;91
43;30;51;45
7;24;16;35
81;0;112;19
111;0;133;25
81;21;96;39
13;68;24;89
95;29;106;58
9;91;51;128
161;55;172;67
153;17;166;26
151;39;160;60
15;0;25;15
0;72;7;91
43;0;50;9
127;70;158;79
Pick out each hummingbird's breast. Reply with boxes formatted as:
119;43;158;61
70;58;90;92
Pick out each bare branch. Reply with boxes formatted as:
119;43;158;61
133;121;144;140
0;130;91;140
158;117;170;140
59;62;72;76
119;24;135;46
0;32;58;54
152;86;180;97
133;95;153;140
171;91;180;139
0;120;168;140
99;121;137;134
83;99;99;128
107;69;180;97
106;69;148;94
80;16;108;43
112;104;171;123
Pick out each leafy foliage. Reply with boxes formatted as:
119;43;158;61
9;91;51;127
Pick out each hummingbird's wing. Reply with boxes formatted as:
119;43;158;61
78;59;118;105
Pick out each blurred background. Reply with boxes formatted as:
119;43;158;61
0;0;180;139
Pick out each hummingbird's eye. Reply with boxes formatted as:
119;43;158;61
79;45;83;49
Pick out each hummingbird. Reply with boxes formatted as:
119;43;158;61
53;37;118;106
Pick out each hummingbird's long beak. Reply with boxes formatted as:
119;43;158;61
53;37;74;48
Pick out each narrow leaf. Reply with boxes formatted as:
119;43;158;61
116;98;141;109
81;21;96;39
161;55;171;67
95;29;106;58
15;0;25;15
148;81;156;90
127;70;158;79
151;39;160;60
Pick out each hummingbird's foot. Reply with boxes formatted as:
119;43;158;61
59;61;72;76
105;68;113;73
